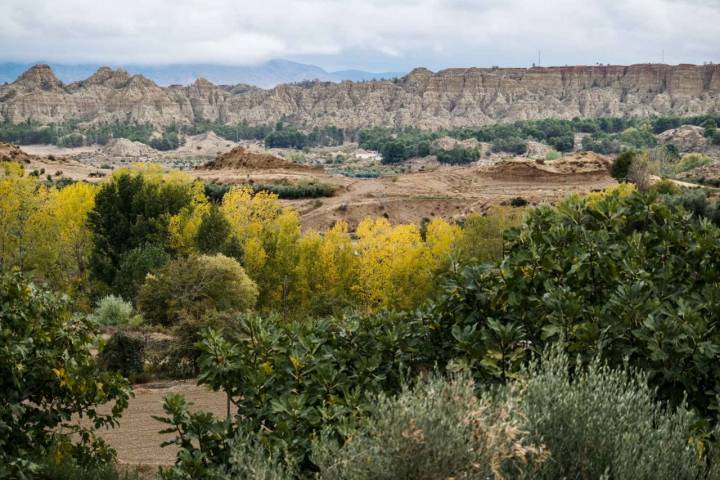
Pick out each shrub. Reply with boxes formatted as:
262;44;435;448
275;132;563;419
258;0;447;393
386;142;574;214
155;395;291;480
545;150;561;161
434;146;480;165
492;137;528;155
676;153;712;173
627;152;653;191
92;295;135;326
99;332;145;379
138;254;258;326
312;373;545;480
610;150;636;181
0;271;130;477
164;311;429;469
510;196;529;207
518;349;703;480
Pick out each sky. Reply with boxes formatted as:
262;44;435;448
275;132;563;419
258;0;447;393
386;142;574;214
1;0;720;72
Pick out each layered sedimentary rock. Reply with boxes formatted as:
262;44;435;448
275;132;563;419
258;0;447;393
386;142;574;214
1;63;719;129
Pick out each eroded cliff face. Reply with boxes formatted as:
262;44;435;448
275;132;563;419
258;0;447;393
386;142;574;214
1;63;719;129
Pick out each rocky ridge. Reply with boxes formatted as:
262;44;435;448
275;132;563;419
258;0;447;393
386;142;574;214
1;63;719;129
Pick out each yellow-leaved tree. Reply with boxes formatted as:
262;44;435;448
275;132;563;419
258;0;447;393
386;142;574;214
354;217;435;311
221;187;301;310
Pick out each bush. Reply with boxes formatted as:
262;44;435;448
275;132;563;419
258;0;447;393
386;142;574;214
0;271;130;477
313;373;545;480
610;150;636;181
510;196;529;207
492;137;528;155
99;332;145;379
38;456;140;480
434;146;480;165
155;396;291;480
138;254;258;326
162;311;429;469
545;150;561;161
676;153;712;173
92;295;135;326
518;349;703;480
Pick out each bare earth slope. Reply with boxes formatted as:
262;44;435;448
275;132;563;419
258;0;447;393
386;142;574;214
2;63;719;129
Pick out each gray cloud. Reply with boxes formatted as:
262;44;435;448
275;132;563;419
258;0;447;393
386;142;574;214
1;0;718;70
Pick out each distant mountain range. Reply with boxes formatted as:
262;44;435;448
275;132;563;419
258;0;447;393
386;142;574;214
0;59;404;88
3;63;719;130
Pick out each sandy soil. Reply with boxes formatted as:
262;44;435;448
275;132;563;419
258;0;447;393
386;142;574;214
94;381;229;467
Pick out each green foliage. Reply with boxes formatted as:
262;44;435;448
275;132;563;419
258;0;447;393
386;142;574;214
88;172;193;287
509;196;529;207
113;243;170;301
544;150;561;160
149;125;184;151
99;332;145;379
155;395;291;480
0;270;130;478
92;295;135;326
313;373;544;480
37;456;140;480
426;188;720;413
433;146;480;165
195;205;236;256
703;119;717;139
137;254;257;326
518;349;703;480
676;153;712;173
249;182;335;199
610;150;636;181
188;312;429;468
491;136;528;155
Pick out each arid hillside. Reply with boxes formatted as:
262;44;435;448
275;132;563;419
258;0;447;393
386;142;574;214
1;63;719;129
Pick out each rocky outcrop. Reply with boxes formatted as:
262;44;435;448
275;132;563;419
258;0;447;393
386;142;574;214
1;64;719;129
657;125;709;152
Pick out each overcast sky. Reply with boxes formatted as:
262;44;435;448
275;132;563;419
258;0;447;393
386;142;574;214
1;0;719;71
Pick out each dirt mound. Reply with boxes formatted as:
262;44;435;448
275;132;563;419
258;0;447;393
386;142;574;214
485;152;611;181
657;125;709;152
102;138;158;157
0;142;36;163
201;146;313;170
175;131;236;156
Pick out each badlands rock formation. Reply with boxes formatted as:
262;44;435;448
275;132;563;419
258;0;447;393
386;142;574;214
1;63;719;129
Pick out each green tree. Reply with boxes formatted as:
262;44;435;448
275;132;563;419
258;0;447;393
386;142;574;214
195;204;240;259
88;172;193;287
380;141;407;164
137;254;258;326
0;270;130;478
610;150;636;181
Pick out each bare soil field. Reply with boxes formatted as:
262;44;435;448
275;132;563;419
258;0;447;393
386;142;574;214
4;143;616;230
94;381;228;467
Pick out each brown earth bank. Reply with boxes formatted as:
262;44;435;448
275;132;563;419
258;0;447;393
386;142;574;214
2;63;719;129
201;145;317;171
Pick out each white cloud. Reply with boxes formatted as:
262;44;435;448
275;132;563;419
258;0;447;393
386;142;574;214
0;0;718;69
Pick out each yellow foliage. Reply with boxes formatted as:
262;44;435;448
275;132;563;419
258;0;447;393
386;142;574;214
455;207;523;264
0;173;96;303
355;217;434;311
586;183;636;209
